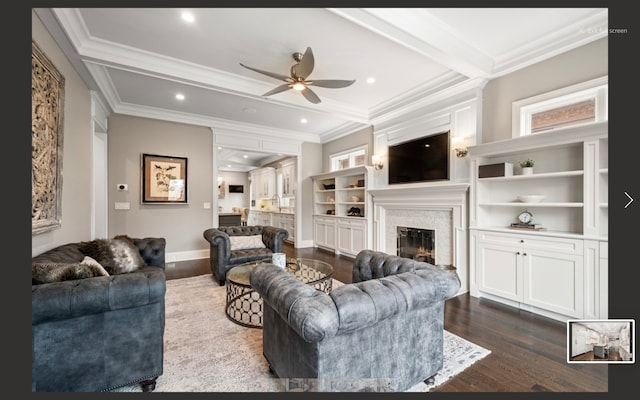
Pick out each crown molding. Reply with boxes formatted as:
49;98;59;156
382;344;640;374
490;9;608;78
370;77;488;130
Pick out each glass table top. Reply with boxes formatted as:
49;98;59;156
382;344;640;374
226;258;333;287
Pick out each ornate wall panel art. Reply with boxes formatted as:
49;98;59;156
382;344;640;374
32;40;65;235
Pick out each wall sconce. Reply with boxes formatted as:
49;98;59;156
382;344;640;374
451;137;468;158
372;154;384;170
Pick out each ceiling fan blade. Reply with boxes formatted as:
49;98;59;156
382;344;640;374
239;63;290;82
308;79;356;89
263;83;292;97
301;86;321;104
294;47;315;80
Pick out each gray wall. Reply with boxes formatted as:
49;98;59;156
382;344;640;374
482;38;607;143
107;114;213;254
32;11;93;257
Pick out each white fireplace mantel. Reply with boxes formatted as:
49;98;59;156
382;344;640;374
369;182;470;295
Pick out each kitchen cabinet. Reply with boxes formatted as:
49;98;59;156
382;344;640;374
273;212;295;242
250;167;276;200
280;158;296;198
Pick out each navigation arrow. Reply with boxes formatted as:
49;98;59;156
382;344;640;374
625;192;634;208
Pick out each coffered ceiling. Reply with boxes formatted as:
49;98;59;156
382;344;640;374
34;7;607;167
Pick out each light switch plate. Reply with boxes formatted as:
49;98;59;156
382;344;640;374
114;202;130;210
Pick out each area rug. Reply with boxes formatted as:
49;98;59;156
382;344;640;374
113;274;490;392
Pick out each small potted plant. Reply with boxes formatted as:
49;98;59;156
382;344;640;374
520;158;534;175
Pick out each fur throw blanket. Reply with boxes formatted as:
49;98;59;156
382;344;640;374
32;256;110;284
79;235;147;275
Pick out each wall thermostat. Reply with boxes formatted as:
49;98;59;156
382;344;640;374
117;183;128;191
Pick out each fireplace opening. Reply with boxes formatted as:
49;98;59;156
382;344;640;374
397;226;435;264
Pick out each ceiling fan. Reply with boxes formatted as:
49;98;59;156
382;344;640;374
240;46;355;104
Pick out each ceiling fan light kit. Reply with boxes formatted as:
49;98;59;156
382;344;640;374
240;47;355;104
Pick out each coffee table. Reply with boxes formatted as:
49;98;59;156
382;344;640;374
225;258;334;328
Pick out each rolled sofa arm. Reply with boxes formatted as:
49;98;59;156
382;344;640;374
261;226;288;252
203;228;231;260
250;263;339;342
32;268;166;325
132;237;166;268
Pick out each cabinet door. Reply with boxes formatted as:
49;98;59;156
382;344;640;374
337;223;352;254
315;217;335;248
522;248;584;318
477;241;522;302
337;219;366;256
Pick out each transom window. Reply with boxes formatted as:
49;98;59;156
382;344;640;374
512;76;608;137
330;146;367;171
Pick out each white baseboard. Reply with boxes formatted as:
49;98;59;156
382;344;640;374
166;249;208;263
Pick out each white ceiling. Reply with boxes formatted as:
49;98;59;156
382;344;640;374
35;7;607;169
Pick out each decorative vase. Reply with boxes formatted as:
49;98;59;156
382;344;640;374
522;167;533;175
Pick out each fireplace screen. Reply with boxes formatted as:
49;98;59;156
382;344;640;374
397;226;435;264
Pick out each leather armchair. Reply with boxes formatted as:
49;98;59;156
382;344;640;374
203;225;288;285
31;237;166;392
250;249;461;392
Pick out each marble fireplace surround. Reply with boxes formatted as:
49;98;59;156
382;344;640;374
368;183;469;295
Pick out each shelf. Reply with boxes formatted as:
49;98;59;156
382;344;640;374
316;189;335;193
478;170;583;182
479;202;584;207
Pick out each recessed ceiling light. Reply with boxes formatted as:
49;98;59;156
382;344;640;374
243;155;248;159
175;93;185;100
300;118;308;124
181;12;194;23
217;146;222;150
367;77;376;84
227;164;232;168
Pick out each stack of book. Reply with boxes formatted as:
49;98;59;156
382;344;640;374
510;223;546;231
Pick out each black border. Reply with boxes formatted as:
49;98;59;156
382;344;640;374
18;2;639;400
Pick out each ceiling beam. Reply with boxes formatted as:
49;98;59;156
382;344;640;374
327;8;494;78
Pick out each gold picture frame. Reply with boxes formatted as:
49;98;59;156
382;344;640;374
32;40;65;235
142;153;188;204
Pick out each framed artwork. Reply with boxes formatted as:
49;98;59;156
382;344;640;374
142;153;188;204
32;40;65;235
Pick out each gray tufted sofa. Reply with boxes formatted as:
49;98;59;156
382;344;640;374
250;249;461;392
203;225;289;285
31;237;166;392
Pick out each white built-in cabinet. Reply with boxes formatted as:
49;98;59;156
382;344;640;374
280;158;296;198
311;166;373;257
469;122;608;322
250;167;276;200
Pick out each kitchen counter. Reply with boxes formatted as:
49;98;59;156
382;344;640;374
219;213;241;226
251;209;295;215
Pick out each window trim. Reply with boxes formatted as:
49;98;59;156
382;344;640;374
512;76;608;138
329;145;368;171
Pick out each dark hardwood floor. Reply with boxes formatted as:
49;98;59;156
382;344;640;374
164;242;608;392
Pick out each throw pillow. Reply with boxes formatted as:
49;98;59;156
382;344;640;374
81;237;146;275
32;259;110;285
229;235;266;251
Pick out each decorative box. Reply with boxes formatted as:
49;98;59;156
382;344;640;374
478;162;513;178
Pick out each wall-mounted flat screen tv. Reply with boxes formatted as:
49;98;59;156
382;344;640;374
388;130;450;185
